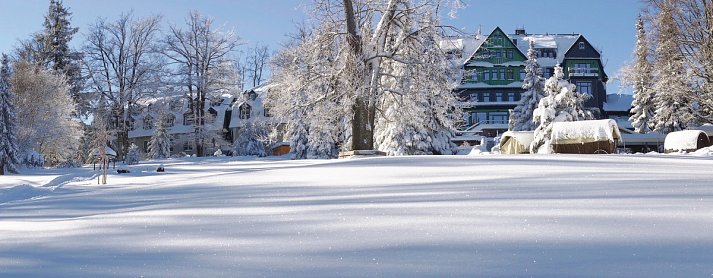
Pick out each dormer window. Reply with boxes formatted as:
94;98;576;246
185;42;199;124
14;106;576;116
239;104;252;119
165;114;175;127
143;116;154;130
207;108;218;123
183;112;194;125
579;42;585;50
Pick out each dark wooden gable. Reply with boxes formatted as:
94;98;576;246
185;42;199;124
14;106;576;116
564;36;601;59
466;26;527;63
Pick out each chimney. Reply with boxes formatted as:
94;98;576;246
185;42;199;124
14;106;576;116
515;25;526;35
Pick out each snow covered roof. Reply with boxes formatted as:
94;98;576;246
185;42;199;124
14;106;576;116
510;33;580;66
441;34;488;65
664;130;711;152
551;119;621;144
603;94;633;112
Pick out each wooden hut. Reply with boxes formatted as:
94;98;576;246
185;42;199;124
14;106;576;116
550;119;621;154
664;130;711;153
499;131;534;154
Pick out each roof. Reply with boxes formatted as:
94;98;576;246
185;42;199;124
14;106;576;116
603;94;633;112
501;131;534;144
551;119;621;144
688;124;713;136
440;34;488;65
509;33;580;67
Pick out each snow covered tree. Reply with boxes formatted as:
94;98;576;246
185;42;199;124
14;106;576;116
530;64;592;153
268;0;461;158
162;11;239;157
628;16;656;133
91;108;111;184
148;113;172;159
233;122;268;157
651;3;695;133
510;40;546;131
125;143;140;165
10;59;82;166
83;12;163;160
0;54;20;175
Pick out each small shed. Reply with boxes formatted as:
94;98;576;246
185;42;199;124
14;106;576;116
271;142;291;156
551;119;622;154
664;130;711;153
499;131;534;154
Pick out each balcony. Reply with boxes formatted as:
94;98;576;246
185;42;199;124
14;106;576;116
568;67;599;77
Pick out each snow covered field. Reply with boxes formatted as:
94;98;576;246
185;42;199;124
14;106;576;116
1;155;713;277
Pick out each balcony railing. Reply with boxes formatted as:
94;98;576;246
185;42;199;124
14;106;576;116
568;67;599;77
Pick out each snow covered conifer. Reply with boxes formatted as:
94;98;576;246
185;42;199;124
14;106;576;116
530;64;592;153
125;143;140;165
233;122;268;157
651;4;694;133
629;16;656;133
148;113;172;159
0;54;21;175
509;40;546;131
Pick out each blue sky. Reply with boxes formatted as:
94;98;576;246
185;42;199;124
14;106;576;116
0;0;642;92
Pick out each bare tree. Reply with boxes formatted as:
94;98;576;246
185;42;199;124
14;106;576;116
83;12;163;159
162;11;239;156
246;43;270;88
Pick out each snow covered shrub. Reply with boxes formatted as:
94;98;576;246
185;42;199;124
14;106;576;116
125;143;141;165
23;150;44;168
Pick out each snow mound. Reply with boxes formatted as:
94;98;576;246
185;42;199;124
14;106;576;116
692;146;713;157
0;184;51;204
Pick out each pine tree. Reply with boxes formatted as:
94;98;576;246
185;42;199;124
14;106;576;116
530;64;592;153
125;143;140;165
510;40;546;131
0;54;20;175
37;0;85;115
652;4;694;133
233;122;268;157
629;16;656;133
148;113;172;159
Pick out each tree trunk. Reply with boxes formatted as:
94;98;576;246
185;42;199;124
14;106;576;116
0;163;5;175
343;0;374;151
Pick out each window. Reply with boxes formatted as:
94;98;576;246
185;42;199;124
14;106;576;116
576;81;592;94
489;112;509;124
496;93;504;102
495;50;502;58
506;50;513;59
491;69;498;80
579;42;585;49
183;113;194;126
207;108;218;123
183;141;193;151
506;69;514;80
519;69;526;80
169;139;174;152
512;39;517;46
484;69;491;80
499;68;505;80
471;70;478;81
165;114;175;127
508;92;516;102
143;116;153;130
482;93;491;102
543;67;553;79
239;104;252;119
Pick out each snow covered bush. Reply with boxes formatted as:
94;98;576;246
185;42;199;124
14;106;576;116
23;150;45;168
233;122;268;157
125;143;141;165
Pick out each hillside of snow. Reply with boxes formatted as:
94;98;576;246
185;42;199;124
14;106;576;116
1;155;713;277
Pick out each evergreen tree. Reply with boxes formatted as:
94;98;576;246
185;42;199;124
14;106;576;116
0;54;20;175
652;4;694;133
37;0;85;115
125;143;140;165
148;113;172;159
510;40;546;131
530;64;592;153
233;122;268;157
629;16;656;133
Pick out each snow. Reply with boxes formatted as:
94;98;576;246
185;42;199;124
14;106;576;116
603;93;633;112
551;119;621;145
2;155;713;277
664;130;709;152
